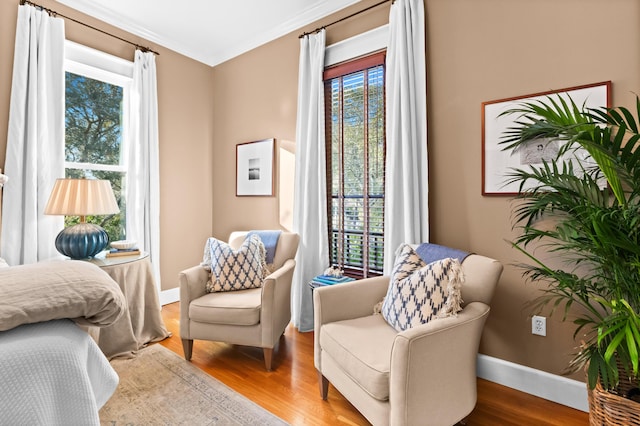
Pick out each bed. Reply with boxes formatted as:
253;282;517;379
0;260;126;425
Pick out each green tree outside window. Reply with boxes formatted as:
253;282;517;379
64;72;126;243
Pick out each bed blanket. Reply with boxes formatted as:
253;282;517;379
0;319;118;425
0;260;126;332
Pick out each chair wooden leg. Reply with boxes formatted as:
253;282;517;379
318;370;329;400
263;347;273;371
182;338;193;361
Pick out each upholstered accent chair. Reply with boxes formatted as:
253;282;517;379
314;253;503;426
179;231;299;371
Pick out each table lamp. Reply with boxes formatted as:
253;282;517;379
45;178;120;259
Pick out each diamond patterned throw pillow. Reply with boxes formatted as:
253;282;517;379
205;234;266;293
381;244;464;332
202;236;271;278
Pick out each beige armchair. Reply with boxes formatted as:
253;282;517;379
314;253;503;426
179;231;299;371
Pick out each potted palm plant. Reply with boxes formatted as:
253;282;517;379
500;94;640;424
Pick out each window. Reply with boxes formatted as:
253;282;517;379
64;41;133;243
324;52;386;278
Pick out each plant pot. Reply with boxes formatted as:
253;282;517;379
588;380;640;425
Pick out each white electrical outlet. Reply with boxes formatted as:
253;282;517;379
532;315;546;336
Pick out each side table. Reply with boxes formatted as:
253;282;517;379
85;252;171;359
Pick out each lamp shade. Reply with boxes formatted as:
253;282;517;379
45;178;119;217
45;178;119;259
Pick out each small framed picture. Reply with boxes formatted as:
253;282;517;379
481;81;611;195
236;138;275;196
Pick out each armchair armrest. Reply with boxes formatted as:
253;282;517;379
178;265;209;339
260;259;296;346
389;302;491;426
313;276;389;328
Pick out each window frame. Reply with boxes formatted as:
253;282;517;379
63;41;133;242
322;25;389;280
324;51;387;279
64;41;133;177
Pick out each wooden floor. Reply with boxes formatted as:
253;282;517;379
159;302;589;425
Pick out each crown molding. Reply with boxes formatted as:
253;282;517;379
56;0;362;67
56;0;212;64
207;0;362;66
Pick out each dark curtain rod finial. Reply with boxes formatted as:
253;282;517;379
18;0;160;56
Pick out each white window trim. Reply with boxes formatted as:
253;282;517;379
325;24;388;68
65;40;133;79
65;162;126;173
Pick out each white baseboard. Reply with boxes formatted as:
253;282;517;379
477;354;588;412
154;290;587;411
160;287;179;306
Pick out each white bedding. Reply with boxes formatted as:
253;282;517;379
0;319;118;425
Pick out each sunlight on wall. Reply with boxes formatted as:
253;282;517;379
278;140;295;231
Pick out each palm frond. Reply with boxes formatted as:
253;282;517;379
501;93;640;390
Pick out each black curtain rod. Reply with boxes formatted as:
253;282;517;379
19;0;159;56
299;0;393;39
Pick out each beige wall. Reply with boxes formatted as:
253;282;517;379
2;0;639;382
210;1;389;241
0;0;214;292
210;0;640;380
426;0;640;379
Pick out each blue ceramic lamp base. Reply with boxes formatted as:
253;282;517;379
55;223;109;259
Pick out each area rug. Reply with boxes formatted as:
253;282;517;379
99;344;289;425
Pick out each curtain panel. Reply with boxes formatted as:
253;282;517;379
292;30;329;332
127;50;161;288
1;5;65;265
383;0;429;274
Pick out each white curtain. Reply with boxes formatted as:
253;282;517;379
383;0;429;274
1;5;65;266
127;50;161;288
292;30;329;332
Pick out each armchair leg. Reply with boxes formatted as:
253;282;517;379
318;370;329;400
182;339;193;361
263;347;273;371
